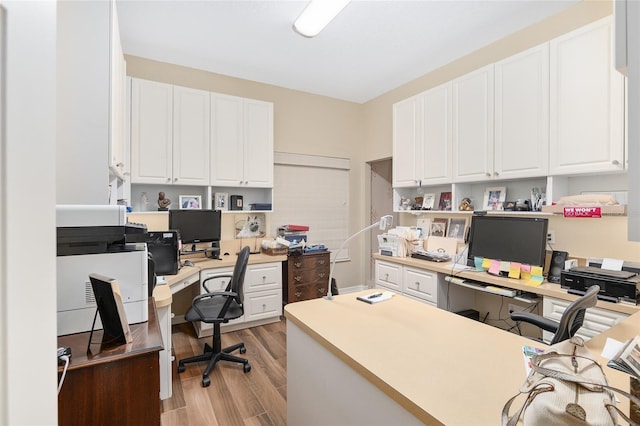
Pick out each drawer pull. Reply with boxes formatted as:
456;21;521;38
318;260;326;265
262;303;266;310
294;276;302;282
385;273;389;281
415;282;420;287
318;272;326;279
317;287;324;294
262;275;267;282
294;262;302;268
295;291;302;297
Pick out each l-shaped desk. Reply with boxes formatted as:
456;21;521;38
285;254;640;425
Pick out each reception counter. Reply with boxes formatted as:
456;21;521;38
285;291;637;425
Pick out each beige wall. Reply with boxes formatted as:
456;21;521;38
126;0;639;288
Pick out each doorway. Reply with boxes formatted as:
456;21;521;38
367;158;396;284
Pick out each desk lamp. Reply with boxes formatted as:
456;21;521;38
325;215;393;300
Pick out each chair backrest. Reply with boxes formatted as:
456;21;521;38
230;246;250;305
550;285;600;345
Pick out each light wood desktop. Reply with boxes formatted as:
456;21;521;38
285;291;639;425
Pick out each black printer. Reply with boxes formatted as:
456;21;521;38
561;266;640;304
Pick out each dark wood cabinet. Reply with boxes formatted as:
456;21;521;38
283;251;330;303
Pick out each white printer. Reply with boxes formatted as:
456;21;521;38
56;205;148;336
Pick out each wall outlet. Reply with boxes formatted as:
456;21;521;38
508;304;527;314
547;231;555;244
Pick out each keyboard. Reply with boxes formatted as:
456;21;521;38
411;250;451;262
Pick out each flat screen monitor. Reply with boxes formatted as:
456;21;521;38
467;215;548;268
169;209;221;244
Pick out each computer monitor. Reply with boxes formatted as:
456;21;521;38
168;209;222;245
466;215;548;268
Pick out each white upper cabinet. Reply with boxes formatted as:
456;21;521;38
494;43;550;179
452;64;495;182
421;83;453;185
130;79;210;185
130;79;174;184
210;94;274;188
549;17;625;175
392;95;422;187
172;86;210;185
392;83;452;188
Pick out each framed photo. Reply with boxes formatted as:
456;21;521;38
422;193;435;210
235;213;266;238
179;195;202;210
429;218;448;237
483;186;506;210
213;192;229;211
447;218;467;240
438;192;452;211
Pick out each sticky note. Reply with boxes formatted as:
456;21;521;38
509;262;521;279
500;261;510;273
531;266;543;277
528;276;544;287
474;257;484;271
521;270;532;281
489;260;501;275
520;264;531;273
482;258;492;269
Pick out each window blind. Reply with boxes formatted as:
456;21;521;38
273;153;350;261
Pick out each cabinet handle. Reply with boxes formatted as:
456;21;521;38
262;275;267;282
295;291;302;297
494;171;499;177
294;262;302;268
318;272;326;279
485;172;491;177
294;276;302;282
415;281;420;287
167;177;171;182
385;273;389;281
318;260;326;265
317;287;324;294
174;177;178;182
612;160;620;166
262;303;266;310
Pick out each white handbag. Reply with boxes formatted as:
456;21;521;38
502;336;640;425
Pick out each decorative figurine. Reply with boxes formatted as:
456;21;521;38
157;192;171;211
458;198;474;211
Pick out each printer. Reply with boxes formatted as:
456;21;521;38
561;266;640;304
56;205;149;336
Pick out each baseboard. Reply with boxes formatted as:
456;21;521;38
339;284;368;294
171;314;186;325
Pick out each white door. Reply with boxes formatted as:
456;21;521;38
549;17;625;175
453;64;494;182
495;43;550;179
130;78;173;184
172;86;210;185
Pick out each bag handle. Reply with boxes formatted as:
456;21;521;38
501;382;554;426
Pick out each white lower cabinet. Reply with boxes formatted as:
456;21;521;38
375;260;437;306
194;262;282;337
542;296;628;343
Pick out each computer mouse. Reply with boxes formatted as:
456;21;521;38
183;260;194;267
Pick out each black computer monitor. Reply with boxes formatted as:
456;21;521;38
466;215;548;268
168;209;222;245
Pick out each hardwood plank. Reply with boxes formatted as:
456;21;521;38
162;319;287;426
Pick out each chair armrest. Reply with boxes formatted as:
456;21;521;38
510;311;559;334
202;274;234;292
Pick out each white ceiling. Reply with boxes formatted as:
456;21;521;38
116;0;579;104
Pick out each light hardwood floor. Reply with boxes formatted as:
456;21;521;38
161;320;287;426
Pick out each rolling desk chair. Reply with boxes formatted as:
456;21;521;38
177;246;252;387
510;285;600;345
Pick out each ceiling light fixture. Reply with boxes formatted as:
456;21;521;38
293;0;351;38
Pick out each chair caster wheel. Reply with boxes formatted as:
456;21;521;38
243;362;251;373
177;363;185;373
202;376;211;387
240;346;247;354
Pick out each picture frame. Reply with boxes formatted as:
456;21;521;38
213;192;229;211
438;192;452;211
447;218;467;240
179;195;202;210
429;218;448;237
422;193;435;210
483;186;506;210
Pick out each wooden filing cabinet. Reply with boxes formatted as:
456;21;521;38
283;251;330;304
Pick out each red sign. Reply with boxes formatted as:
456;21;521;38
563;206;602;218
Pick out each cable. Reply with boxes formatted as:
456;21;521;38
58;355;70;394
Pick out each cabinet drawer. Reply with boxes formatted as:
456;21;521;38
289;269;329;286
289;253;330;271
289;283;327;302
246;263;281;292
403;267;437;304
245;290;282;322
375;260;402;291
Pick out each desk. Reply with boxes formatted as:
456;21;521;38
57;299;163;425
285;291;637;425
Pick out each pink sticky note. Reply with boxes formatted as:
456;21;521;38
520;264;531;273
489;260;501;275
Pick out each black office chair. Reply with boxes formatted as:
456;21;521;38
177;246;252;387
510;285;600;345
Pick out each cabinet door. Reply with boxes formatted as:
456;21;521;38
495;43;549;179
130;78;173;184
421;82;452;184
172;86;210;185
210;94;244;186
453;65;494;182
109;1;126;171
550;17;625;175
243;99;274;187
392;95;422;187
